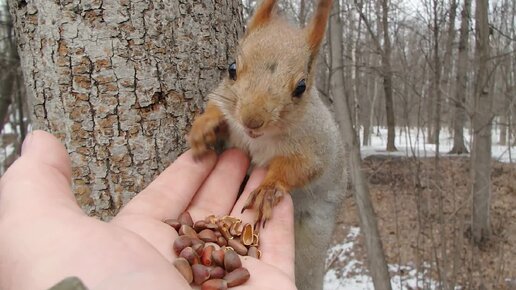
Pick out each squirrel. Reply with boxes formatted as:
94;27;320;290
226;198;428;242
188;0;346;289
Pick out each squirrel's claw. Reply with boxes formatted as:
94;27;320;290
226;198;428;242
241;189;259;213
242;184;286;229
188;116;225;161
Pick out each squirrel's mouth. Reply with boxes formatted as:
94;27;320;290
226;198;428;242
245;129;264;139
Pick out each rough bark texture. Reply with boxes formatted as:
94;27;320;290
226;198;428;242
449;0;470;154
471;0;492;246
9;0;243;219
329;2;392;289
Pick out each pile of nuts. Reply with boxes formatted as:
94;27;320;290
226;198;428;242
165;211;261;290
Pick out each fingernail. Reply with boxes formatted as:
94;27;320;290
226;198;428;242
21;132;34;155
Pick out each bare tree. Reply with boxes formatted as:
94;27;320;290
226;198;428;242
0;24;14;132
494;0;515;147
356;0;397;151
426;0;444;146
329;1;392;289
449;0;471;154
1;1;27;172
9;0;243;219
470;0;492;245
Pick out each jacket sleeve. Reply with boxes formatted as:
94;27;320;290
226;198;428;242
48;277;88;290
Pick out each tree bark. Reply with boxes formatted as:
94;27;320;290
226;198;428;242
329;2;392;289
471;0;492;246
380;0;397;152
361;2;377;147
429;0;442;149
449;0;471;154
442;0;457;105
499;113;508;145
9;0;243;219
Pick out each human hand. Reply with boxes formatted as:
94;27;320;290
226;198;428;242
0;131;296;290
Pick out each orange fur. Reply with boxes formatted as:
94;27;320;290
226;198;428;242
241;154;322;227
263;154;321;190
188;101;225;158
239;92;269;129
246;0;278;33
306;0;333;67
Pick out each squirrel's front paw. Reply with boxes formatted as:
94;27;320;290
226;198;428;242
188;115;226;160
241;183;287;229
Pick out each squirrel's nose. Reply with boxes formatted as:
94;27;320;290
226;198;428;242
243;117;264;130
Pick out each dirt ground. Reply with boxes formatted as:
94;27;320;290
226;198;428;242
329;156;516;290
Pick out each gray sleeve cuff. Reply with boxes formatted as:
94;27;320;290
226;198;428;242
48;277;88;290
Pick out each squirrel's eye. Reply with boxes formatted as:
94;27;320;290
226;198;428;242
293;79;306;98
228;62;237;80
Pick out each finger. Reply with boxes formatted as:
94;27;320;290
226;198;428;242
0;131;82;216
257;194;295;280
231;168;267;223
112;150;248;263
188;149;249;221
117;150;217;221
231;168;295;280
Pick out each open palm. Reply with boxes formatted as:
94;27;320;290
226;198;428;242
0;131;296;290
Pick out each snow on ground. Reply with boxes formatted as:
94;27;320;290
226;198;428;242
0;144;16;175
361;127;516;163
324;127;513;290
324;228;465;290
324;227;441;290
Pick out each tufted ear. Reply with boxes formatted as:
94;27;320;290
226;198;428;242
246;0;278;34
305;0;333;68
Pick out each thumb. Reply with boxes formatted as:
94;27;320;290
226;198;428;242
0;131;82;217
21;130;73;181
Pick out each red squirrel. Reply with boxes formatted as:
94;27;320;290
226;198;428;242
188;0;345;289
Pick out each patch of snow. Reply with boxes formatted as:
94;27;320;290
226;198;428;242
326;227;360;265
360;127;515;163
324;227;444;290
2;123;14;134
325;268;374;290
0;144;16;174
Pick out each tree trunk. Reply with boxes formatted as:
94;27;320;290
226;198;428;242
499;113;508;145
9;0;243;219
0;71;14;132
471;0;492;246
299;0;307;27
329;2;392;289
380;0;397;152
442;0;457;137
0;12;16;134
363;71;378;146
361;3;378;147
498;0;513;147
429;0;442;149
449;0;471;154
442;0;457;106
356;0;396;151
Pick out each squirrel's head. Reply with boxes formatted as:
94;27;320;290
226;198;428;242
214;0;333;139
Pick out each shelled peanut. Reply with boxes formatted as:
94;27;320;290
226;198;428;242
165;211;260;289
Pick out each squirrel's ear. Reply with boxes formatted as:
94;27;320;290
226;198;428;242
246;0;278;34
305;0;333;67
